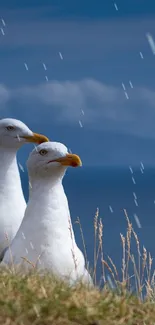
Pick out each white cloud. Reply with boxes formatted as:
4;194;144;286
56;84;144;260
2;78;155;139
12;79;125;122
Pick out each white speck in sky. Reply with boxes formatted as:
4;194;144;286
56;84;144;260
22;232;26;239
59;52;63;60
43;62;47;70
69;148;72;153
114;3;118;11
24;63;29;71
134;199;138;207
17;134;21;142
81;109;85;115
107;275;115;288
25;248;28;254
140;161;144;170
109;205;113;213
122;83;126;91
129;80;133;88
140;51;144;59
30;241;34;249
146;33;155;55
1;18;6;26
19;163;24;172
1;28;5;35
134;214;142;228
132;176;136;184
45;76;48;81
34;144;38;152
79;120;83;127
133;192;137;200
124;91;129;99
129;166;133;174
29;181;32;189
38;256;42;265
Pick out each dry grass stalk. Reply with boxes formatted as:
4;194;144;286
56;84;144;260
132;229;141;279
98;218;105;284
130;254;139;296
141;246;147;286
102;259;115;282
94;218;104;281
93;207;99;285
131;229;141;295
120;233;126;283
75;217;88;270
21;257;35;268
107;255;118;280
124;209;132;284
4;232;15;274
148;252;153;286
68;214;77;272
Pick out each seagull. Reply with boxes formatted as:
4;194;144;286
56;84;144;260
0;118;49;260
3;141;93;286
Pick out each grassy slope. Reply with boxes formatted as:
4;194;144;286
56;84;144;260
0;269;155;325
1;210;155;325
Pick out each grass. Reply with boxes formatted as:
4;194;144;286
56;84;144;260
0;268;155;325
1;208;155;324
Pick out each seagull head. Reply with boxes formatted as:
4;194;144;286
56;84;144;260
27;141;82;179
0;118;49;149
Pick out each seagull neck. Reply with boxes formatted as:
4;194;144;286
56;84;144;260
28;174;76;244
30;168;66;193
30;176;63;193
0;146;17;167
0;146;21;188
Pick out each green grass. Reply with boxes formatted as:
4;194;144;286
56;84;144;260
0;209;155;325
0;269;155;325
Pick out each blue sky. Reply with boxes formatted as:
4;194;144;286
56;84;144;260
1;0;155;166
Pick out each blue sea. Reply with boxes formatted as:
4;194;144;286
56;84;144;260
20;167;155;282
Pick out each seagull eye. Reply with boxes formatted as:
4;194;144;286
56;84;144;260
39;149;48;156
6;126;15;131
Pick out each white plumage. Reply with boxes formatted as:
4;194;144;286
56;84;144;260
0;118;48;259
3;141;93;286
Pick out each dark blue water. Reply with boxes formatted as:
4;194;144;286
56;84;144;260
20;167;155;282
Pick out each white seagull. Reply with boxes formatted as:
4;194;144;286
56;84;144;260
0;118;49;259
3;141;93;286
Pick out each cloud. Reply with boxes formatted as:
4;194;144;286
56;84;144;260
12;79;125;123
1;78;155;139
0;13;155;56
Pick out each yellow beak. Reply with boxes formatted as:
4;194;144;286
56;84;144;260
23;132;49;144
50;153;82;168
